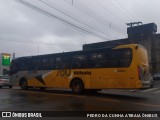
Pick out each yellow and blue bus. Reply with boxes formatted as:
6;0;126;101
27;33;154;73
10;44;153;93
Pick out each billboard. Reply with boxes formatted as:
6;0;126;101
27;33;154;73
1;53;11;66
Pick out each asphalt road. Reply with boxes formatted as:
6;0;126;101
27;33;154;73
0;80;160;119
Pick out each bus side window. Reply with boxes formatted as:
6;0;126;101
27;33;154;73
48;57;54;69
90;53;97;60
20;58;29;71
62;56;70;69
89;53;97;68
118;49;132;67
36;57;43;70
43;57;49;69
71;55;79;69
97;53;106;68
10;60;19;75
89;52;106;68
55;57;63;69
105;49;132;68
97;53;106;60
71;54;87;69
32;58;37;70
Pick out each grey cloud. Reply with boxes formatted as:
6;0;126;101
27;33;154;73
0;0;160;57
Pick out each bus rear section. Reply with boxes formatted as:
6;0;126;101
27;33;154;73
135;45;153;88
106;44;153;89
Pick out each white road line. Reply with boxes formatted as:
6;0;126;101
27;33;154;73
140;88;158;92
129;89;137;92
152;90;160;93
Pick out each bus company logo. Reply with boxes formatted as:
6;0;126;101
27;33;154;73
2;112;11;117
74;71;91;75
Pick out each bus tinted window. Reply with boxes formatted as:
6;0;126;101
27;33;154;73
43;57;51;69
62;56;70;69
56;57;62;62
89;53;97;60
55;56;62;69
36;58;42;69
89;53;106;60
71;54;88;69
106;49;132;68
19;58;29;71
48;56;54;69
73;55;86;61
97;53;106;59
89;48;132;68
10;60;19;75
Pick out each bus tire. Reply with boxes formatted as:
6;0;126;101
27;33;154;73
20;79;28;90
70;79;84;94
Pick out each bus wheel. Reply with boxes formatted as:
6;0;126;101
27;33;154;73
20;79;28;90
71;79;84;94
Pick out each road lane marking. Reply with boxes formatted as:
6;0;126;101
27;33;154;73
152;90;160;93
140;88;158;92
129;89;137;92
11;89;86;99
95;98;120;103
134;103;160;108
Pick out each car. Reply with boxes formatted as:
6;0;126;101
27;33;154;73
152;73;160;80
0;75;12;88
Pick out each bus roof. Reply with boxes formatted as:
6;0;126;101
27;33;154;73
12;44;140;61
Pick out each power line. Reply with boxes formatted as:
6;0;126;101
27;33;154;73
108;0;134;22
15;0;111;41
64;0;110;27
0;37;81;46
113;0;139;21
93;0;127;37
64;0;127;38
94;0;127;23
39;0;113;39
75;0;126;37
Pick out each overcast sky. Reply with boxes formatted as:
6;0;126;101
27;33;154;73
0;0;160;57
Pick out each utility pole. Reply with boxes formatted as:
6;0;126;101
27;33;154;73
126;22;142;27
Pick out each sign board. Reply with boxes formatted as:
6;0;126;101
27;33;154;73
2;54;11;66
